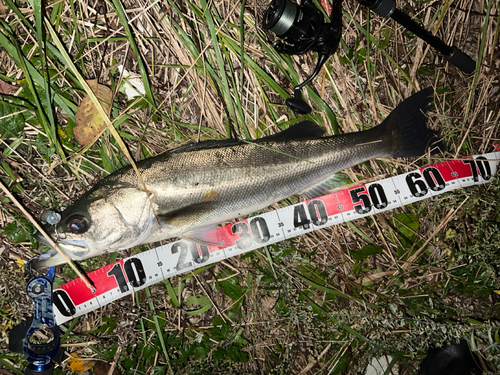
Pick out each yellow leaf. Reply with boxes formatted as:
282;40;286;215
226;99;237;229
2;321;12;331
203;190;219;202
67;352;95;373
17;258;25;270
73;79;113;146
58;126;67;139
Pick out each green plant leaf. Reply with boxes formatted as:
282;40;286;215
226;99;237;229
393;212;420;247
350;244;384;261
378;28;392;50
297;264;326;285
193;344;210;359
218;272;244;300
184;294;212;315
3;219;34;243
0;100;25;138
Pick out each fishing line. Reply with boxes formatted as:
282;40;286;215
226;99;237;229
49;151;499;325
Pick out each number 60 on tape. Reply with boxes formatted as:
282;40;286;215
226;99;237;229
51;152;499;325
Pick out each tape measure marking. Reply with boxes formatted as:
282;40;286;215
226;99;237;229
52;152;499;324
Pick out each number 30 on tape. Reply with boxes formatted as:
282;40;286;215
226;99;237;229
51;152;499;325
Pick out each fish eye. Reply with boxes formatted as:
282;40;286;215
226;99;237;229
66;215;88;234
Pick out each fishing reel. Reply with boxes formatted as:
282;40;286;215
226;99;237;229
262;0;342;114
262;0;476;114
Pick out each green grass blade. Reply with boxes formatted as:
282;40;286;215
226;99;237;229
143;286;174;375
281;267;380;348
28;0;60;159
465;0;492;120
343;9;414;89
198;0;246;138
0;21;76;114
239;0;247;106
0;358;24;375
255;35;339;132
164;279;180;308
289;269;377;307
0;22;64;160
44;19;149;187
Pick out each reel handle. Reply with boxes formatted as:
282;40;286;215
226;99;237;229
263;0;342;113
286;90;312;114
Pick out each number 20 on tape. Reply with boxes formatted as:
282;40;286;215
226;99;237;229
51;152;499;324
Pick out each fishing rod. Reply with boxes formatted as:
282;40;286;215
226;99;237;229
262;0;476;114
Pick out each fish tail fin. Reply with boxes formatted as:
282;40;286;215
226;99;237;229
376;88;445;157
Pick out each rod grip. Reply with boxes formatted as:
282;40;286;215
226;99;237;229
445;46;476;74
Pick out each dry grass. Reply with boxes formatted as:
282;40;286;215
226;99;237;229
0;0;499;374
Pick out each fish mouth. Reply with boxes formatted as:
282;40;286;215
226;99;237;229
30;249;66;269
32;231;91;269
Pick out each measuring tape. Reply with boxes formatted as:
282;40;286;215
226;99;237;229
50;152;499;325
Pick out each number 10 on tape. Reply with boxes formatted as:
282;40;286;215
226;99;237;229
51;152;499;325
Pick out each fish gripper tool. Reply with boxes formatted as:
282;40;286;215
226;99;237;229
9;262;62;375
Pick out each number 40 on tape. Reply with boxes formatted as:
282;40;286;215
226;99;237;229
51;152;499;325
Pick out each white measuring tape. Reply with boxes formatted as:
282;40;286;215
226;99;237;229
51;151;500;325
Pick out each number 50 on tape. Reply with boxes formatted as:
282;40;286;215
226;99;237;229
51;152;499;325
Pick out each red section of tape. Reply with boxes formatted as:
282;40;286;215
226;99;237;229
59;260;123;305
51;152;499;325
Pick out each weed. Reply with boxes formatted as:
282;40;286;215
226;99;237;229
1;0;499;374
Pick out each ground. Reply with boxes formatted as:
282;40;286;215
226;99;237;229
0;0;499;374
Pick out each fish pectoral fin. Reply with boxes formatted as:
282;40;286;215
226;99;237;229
157;201;223;247
300;172;351;199
157;201;217;228
30;250;67;269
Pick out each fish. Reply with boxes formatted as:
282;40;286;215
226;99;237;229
32;88;443;268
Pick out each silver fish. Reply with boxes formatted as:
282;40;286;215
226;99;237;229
32;89;443;268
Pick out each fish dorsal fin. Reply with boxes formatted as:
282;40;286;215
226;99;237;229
168;121;325;153
258;121;325;142
168;139;242;153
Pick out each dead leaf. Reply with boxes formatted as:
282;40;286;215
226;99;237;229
73;79;113;146
93;361;121;375
0;79;17;95
203;190;219;202
0;1;8;16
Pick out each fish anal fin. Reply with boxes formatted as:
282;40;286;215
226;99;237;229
300;172;351;199
181;226;223;247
